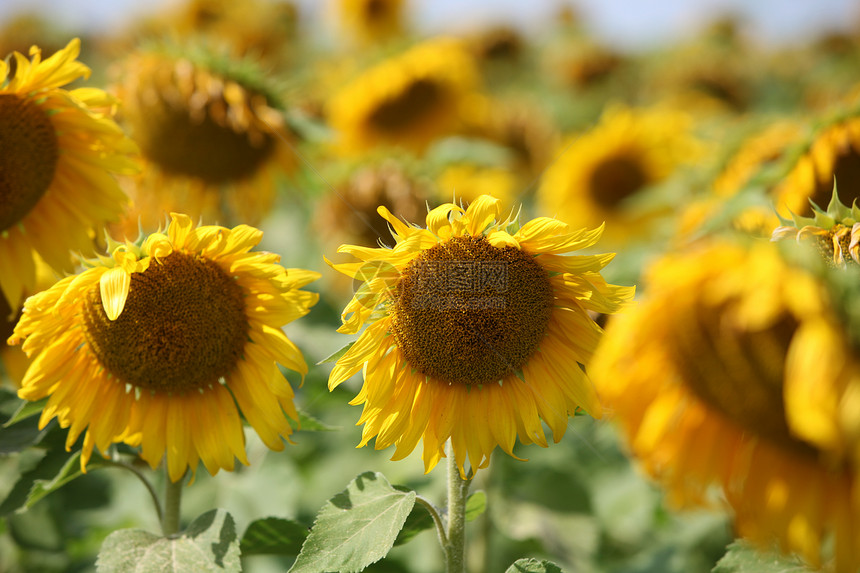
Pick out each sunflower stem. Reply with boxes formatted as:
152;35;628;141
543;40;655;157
416;495;448;548
162;471;185;537
445;450;472;573
102;459;163;526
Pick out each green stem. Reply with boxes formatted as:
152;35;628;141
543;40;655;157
445;450;472;573
102;459;163;526
162;471;185;536
416;495;448;549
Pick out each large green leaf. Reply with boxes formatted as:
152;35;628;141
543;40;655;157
96;509;240;573
0;449;86;516
711;541;810;573
505;558;565;573
289;471;416;573
506;558;565;572
240;516;308;556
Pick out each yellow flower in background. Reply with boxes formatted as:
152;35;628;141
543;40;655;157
327;195;634;477
334;0;405;48
327;37;479;155
0;38;138;310
538;104;704;245
9;214;320;482
773;110;860;220
111;44;296;232
435;163;517;209
591;239;860;572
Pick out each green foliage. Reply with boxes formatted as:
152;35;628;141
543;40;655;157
506;558;565;573
96;509;240;573
289;472;416;573
711;541;811;573
240;516;308;556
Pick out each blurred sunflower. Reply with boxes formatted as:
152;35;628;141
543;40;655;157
327;195;634;476
592;238;860;572
538;104;704;245
111;43;295;232
327;37;479;155
333;0;405;48
9;213;320;482
774;108;860;219
435;163;517;210
675;120;804;240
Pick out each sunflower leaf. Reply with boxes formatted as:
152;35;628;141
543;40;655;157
289;409;340;432
0;449;76;516
317;342;355;365
711;540;811;573
465;490;487;521
240;516;308;556
2;397;48;427
96;509;241;573
289;471;416;573
505;558;566;573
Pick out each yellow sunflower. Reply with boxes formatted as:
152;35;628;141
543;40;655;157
591;238;860;572
0;38;138;310
111;43;295;232
326;195;634;477
538;104;704;245
333;0;405;48
327;37;480;155
774;109;860;219
435;163;517;210
8;213;320;483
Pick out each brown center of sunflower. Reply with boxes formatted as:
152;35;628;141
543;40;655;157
668;299;819;457
134;84;275;185
810;143;860;213
0;94;59;232
587;154;649;209
367;79;442;133
390;235;554;385
82;251;248;393
364;0;388;20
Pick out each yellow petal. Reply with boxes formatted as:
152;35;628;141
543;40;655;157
99;266;131;321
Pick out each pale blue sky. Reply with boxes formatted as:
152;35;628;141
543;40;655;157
0;0;857;50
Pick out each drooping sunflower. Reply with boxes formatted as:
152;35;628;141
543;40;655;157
9;213;320;482
773;107;860;219
111;42;296;232
591;238;860;572
327;37;480;155
0;38;138;310
538;104;705;245
327;195;635;476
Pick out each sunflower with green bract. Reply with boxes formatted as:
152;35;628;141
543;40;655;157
111;42;296;232
9;213;320;483
0;38;138;311
592;237;860;573
327;195;634;477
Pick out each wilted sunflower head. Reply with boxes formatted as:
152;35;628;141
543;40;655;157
9;213;320;482
774;107;860;219
326;194;634;477
0;38;138;310
538;104;705;245
111;41;295;230
592;236;860;572
327;37;480;155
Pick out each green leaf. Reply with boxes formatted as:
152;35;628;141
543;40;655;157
96;509;241;573
289;471;416;573
0;415;53;454
712;540;811;573
0;449;78;516
240;516;308;556
465;491;486;522
393;502;434;547
2;397;48;427
505;558;565;573
317;342;355;365
289;409;340;432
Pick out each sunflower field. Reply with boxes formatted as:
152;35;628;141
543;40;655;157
3;1;860;572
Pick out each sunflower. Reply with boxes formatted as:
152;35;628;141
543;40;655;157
8;213;320;483
591;238;860;572
0;38;138;310
538;104;704;245
774;109;860;219
327;37;479;155
326;195;635;477
435;163;517;210
333;0;405;48
111;43;295;232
